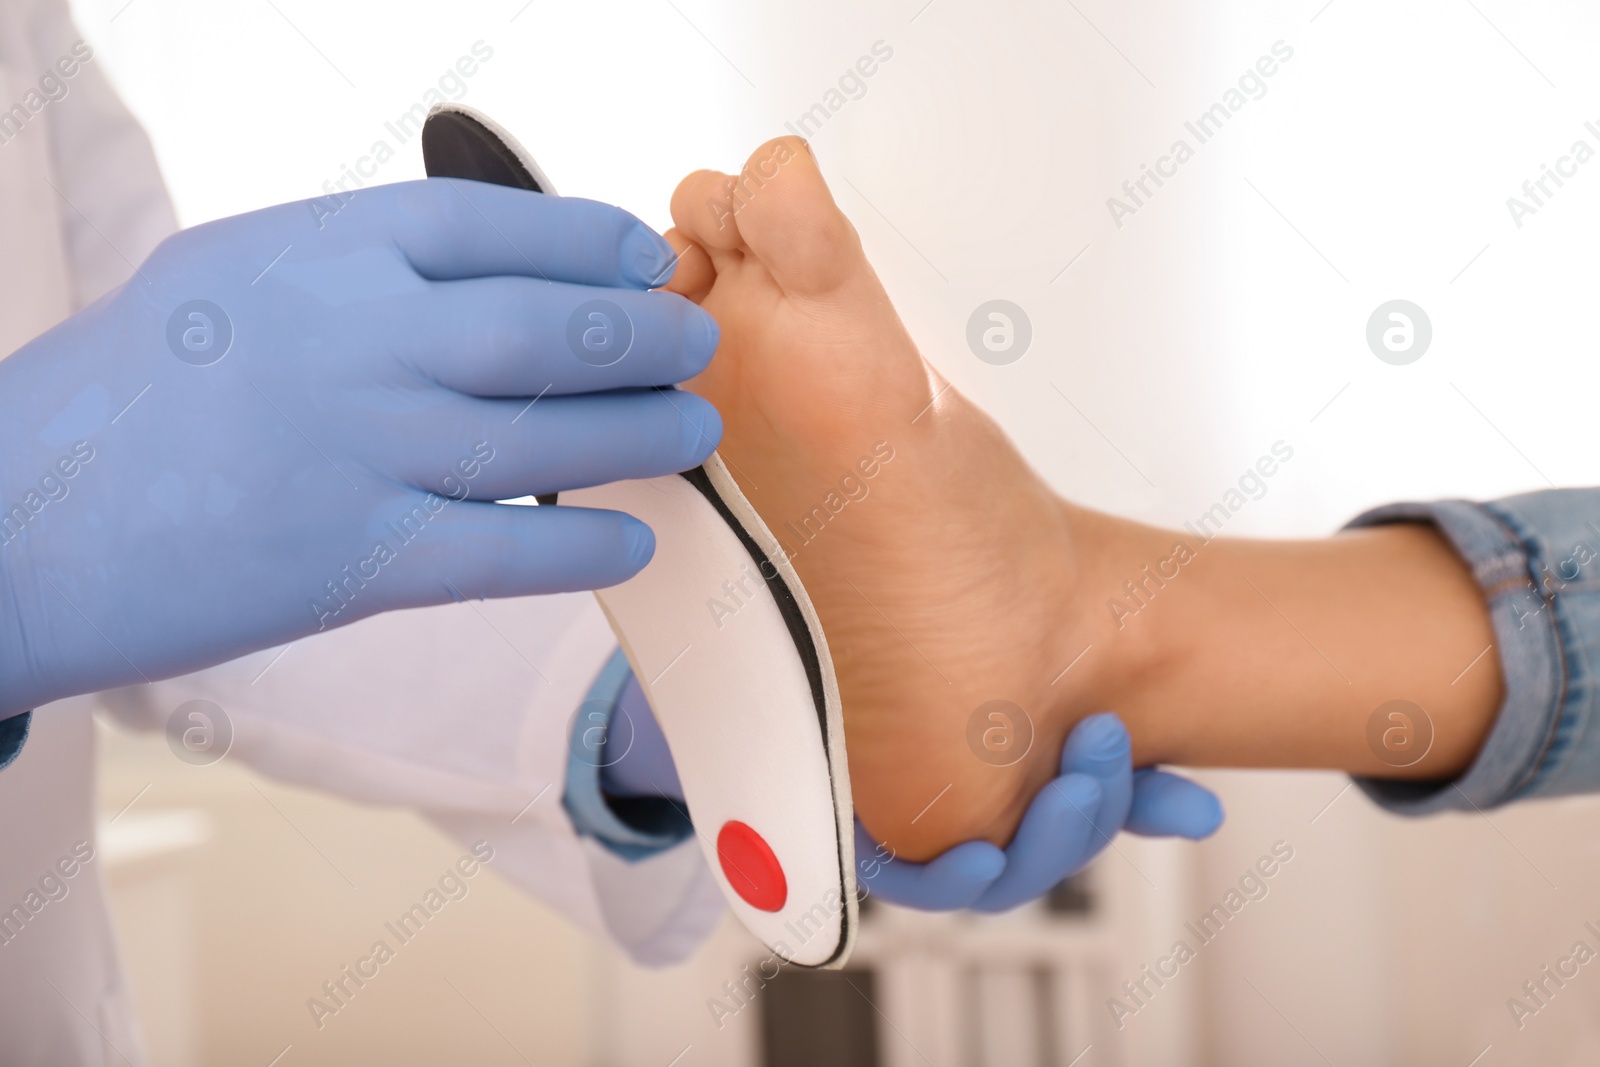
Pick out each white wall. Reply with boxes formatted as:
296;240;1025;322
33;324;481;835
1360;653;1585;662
72;0;1600;1063
801;4;1600;1063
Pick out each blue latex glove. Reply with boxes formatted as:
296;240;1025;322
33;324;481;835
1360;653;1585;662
602;690;1220;913
600;669;683;799
855;712;1223;912
0;179;721;714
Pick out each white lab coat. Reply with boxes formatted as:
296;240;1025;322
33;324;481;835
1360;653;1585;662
0;2;722;1061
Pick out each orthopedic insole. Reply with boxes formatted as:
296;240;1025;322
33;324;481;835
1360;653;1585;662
421;105;857;968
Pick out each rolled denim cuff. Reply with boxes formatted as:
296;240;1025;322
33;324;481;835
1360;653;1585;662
562;648;692;861
0;710;29;771
1345;492;1593;814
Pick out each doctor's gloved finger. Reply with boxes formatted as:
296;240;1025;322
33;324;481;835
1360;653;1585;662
391;390;721;500
969;774;1102;914
1126;769;1224;840
865;844;1007;911
374;180;678;288
375;501;658;609
403;280;718;397
852;822;1005;911
1060;713;1135;847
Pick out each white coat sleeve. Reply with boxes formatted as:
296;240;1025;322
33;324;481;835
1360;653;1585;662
28;0;178;308
92;594;725;965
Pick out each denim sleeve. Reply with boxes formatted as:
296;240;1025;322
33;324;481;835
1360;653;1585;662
562;648;692;861
1346;489;1600;813
0;711;29;771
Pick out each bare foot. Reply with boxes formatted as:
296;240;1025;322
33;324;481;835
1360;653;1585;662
663;139;1112;860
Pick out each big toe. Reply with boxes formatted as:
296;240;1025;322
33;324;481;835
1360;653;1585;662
669;137;864;298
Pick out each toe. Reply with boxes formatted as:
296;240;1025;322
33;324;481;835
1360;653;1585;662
729;136;863;298
670;168;752;253
670;138;864;299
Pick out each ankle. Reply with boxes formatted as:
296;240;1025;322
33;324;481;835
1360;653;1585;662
1064;507;1199;768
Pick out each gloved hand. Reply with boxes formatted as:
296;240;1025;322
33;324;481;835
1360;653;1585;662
599;669;683;798
0;179;721;714
855;713;1222;912
602;692;1220;914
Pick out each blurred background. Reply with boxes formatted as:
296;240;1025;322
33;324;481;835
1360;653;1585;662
59;0;1600;1063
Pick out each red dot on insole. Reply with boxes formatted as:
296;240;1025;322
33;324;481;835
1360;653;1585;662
717;820;787;912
